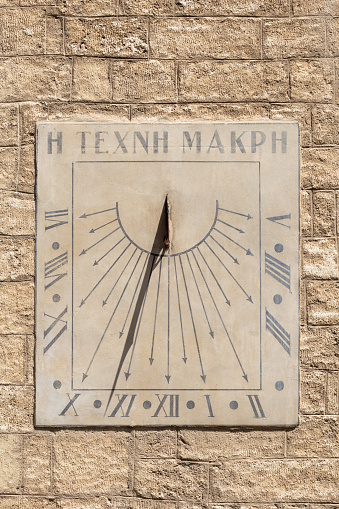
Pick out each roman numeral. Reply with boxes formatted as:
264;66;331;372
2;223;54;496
45;209;68;230
43;306;68;353
59;393;80;416
266;309;290;355
266;213;291;229
152;394;179;418
205;395;214;417
44;251;68;290
108;394;136;418
247;395;265;418
265;252;290;290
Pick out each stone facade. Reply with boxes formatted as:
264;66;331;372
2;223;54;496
0;0;338;507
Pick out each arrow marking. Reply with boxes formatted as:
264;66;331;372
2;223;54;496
94;237;125;266
79;227;121;255
103;247;137;306
197;246;231;306
210;234;239;264
218;207;252;220
214;227;253;256
90;218;118;233
150;256;163;365
166;256;171;383
217;219;244;234
174;256;187;363
80;206;117;218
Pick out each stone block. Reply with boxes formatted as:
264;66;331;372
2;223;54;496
20;0;57;4
0;237;34;282
135;430;177;458
72;58;111;102
65;17;148;57
20;498;57;509
300;281;306;326
0;334;26;383
48;102;130;121
57;498;112;509
119;0;173;15
134;459;208;502
53;431;132;495
263;18;325;59
179;61;289;102
300;190;312;236
293;0;339;15
301;148;339;189
290;60;334;102
0;148;18;191
301;327;339;370
0;498;19;509
0;57;72;102
0;8;45;56
0;282;34;334
302;238;338;279
313;104;339;145
174;0;289;15
0;192;35;235
111;499;177;509
210;459;338;502
287;416;338;457
17;145;35;194
26;334;35;384
46;15;64;55
23;435;51;494
112;60;176;102
150;18;261;59
270;104;311;146
0;386;34;432
20;102;48;144
178;430;284;461
326;372;339;414
0;104;18;146
313;191;336;236
0;435;22;493
300;369;326;414
58;0;118;15
307;281;339;326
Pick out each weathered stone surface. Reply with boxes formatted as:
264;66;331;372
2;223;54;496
210;459;338;502
178;430;284;461
111;498;177;509
53;432;132;495
0;334;26;383
0;192;35;235
300;370;326;414
58;498;113;509
134;460;208;502
72;58;111;102
301;148;339;189
119;0;173;15
20;0;57;4
0;104;18;145
48;102;130;121
179;61;289;102
23;435;51;494
59;0;118;15
0;386;34;432
302;239;338;279
326;372;339;414
0;8;46;56
270;104;311;146
46;14;63;55
313;192;336;236
20;102;48;144
174;0;288;15
313;104;339;145
26;334;34;385
300;190;312;235
290;60;334;102
0;435;22;493
0;148;18;191
263;19;325;59
300;281;307;326
0;237;34;282
301;327;339;370
0;57;72;102
287;416;338;457
150;18;261;59
17;145;35;194
112;60;176;102
307;281;339;326
293;0;339;14
135;430;177;458
65;17;148;57
0;282;34;334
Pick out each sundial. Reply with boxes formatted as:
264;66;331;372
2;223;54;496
35;121;299;426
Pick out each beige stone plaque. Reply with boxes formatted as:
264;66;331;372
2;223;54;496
36;122;299;427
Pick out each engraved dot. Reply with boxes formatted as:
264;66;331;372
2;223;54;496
52;242;60;250
143;400;151;409
274;243;283;253
53;294;60;303
229;400;238;410
273;294;282;305
93;400;102;408
53;380;61;389
275;381;284;391
186;400;195;409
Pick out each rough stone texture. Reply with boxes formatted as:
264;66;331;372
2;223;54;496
0;237;34;282
179;61;289;102
290;60;334;102
53;431;132;495
111;499;177;509
313;192;336;236
17;145;35;194
301;327;339;370
0;335;26;383
300;370;327;414
0;192;35;235
174;0;289;16
302;238;338;279
270;104;311;146
0;8;46;56
0;282;34;334
263;19;326;59
119;0;173;15
48;102;130;121
23;435;51;494
58;498;113;509
287;416;338;457
0;104;18;146
65;18;148;57
293;0;339;15
135;430;177;458
301;149;339;190
312;105;339;145
326;372;339;414
307;281;339;325
72;58;111;102
300;190;312;236
0;435;22;493
58;0;118;15
0;385;34;432
0;148;18;191
20;102;48;144
150;18;261;59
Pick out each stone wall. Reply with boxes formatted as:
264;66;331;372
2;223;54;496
0;0;338;507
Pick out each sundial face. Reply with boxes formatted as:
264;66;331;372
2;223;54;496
36;121;299;427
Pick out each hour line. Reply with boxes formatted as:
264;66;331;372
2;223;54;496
150;256;163;366
205;241;253;303
80;206;117;218
197;246;231;306
174;257;187;363
179;255;206;383
217;218;245;234
79;226;121;255
166;256;171;383
94;237;125;266
218;207;252;220
103;247;137;306
191;250;248;382
90;218;118;234
210;234;239;264
214;228;253;256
